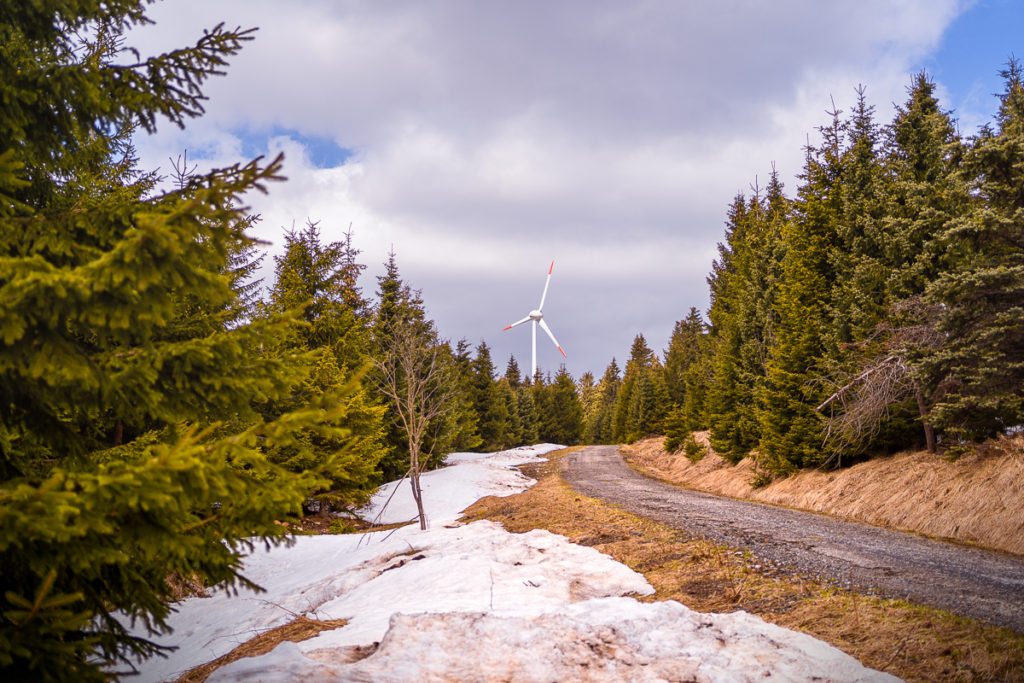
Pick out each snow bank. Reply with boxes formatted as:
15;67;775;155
361;443;563;526
129;444;899;683
218;600;897;682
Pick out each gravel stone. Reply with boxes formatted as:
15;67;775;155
562;445;1024;632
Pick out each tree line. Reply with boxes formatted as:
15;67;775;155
466;64;1024;480
661;67;1024;477
4;1;1023;679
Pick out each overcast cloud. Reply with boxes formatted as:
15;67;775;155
130;0;971;377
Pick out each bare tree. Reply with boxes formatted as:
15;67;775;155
817;298;945;462
371;318;459;530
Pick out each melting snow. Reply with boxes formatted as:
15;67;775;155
127;444;899;682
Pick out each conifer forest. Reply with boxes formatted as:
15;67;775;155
2;2;1023;680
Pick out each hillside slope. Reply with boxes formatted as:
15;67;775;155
624;434;1024;556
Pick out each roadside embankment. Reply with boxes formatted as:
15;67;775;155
623;433;1024;556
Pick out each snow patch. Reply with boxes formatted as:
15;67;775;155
211;599;898;682
361;443;563;526
128;444;900;683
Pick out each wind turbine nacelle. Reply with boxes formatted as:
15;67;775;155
529;310;543;321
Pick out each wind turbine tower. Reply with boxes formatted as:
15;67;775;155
503;260;566;379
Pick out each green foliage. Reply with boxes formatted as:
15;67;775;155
536;367;584;445
584;358;620;444
516;383;541;445
663;308;706;408
921;60;1024;438
469;341;509;449
682;436;707;463
447;339;485;453
611;335;669;443
0;4;376;678
262;221;385;510
662;406;690;453
757;111;844;474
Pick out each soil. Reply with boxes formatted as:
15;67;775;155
625;433;1024;556
561;445;1024;633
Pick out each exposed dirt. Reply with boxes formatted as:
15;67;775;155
464;450;1024;683
625;433;1024;556
562;445;1024;633
174;616;350;683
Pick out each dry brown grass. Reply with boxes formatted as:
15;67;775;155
624;433;1024;556
463;449;1024;683
173;616;350;683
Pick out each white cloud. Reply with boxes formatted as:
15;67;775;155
130;0;967;375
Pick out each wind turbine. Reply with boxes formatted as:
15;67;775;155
503;260;566;380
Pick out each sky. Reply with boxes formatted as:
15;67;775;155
128;445;895;681
128;0;1023;379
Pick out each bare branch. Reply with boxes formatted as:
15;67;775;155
369;317;459;530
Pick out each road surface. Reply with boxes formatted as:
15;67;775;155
561;445;1024;632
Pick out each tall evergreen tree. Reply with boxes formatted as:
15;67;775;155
497;378;523;447
830;87;890;347
447;339;485;452
371;254;476;475
612;335;668;442
586;358;621;443
538;367;584;445
819;74;967;459
758;112;844;473
0;6;359;678
885;73;966;301
470;340;509;449
263;221;385;509
516;384;541;445
705;194;757;460
577;371;600;443
663;307;706;407
504;355;523;387
922;59;1024;437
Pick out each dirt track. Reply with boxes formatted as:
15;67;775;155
561;445;1024;632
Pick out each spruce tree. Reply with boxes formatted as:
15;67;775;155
663;308;705;407
370;254;475;474
538;367;584;445
758;114;843;473
586;358;621;444
448;339;485;452
923;59;1024;436
504;355;523;387
470;341;509;449
263;221;386;510
497;379;523;447
831;87;889;346
612;335;668;442
576;371;600;443
515;384;541;445
0;6;358;678
705;194;756;460
885;73;965;301
819;74;966;458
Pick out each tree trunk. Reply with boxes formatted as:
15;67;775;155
915;387;936;453
409;446;427;530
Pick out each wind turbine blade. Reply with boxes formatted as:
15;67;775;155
503;315;531;331
538;318;566;358
537;260;554;310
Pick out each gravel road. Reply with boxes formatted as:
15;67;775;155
561;445;1024;632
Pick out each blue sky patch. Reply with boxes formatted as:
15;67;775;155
234;126;354;168
924;0;1023;132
